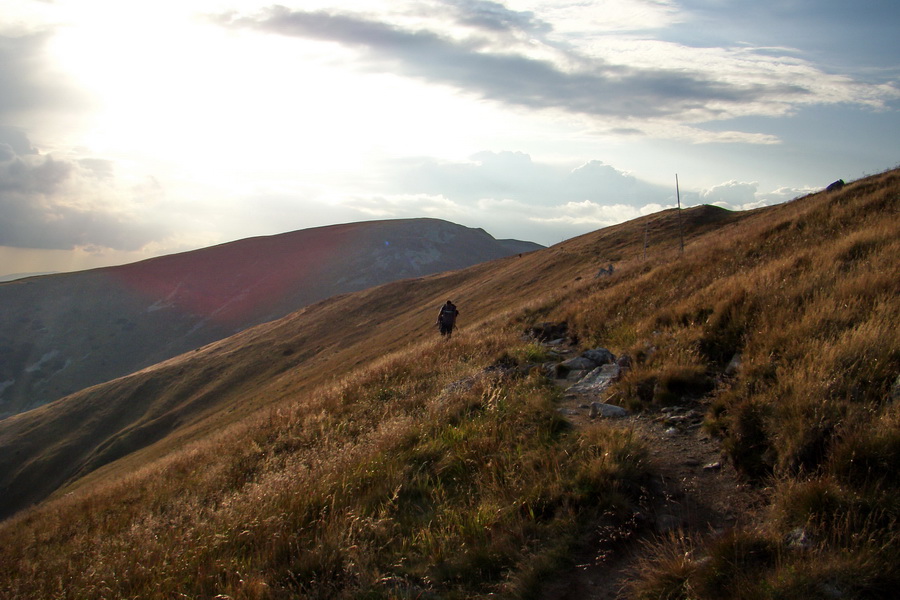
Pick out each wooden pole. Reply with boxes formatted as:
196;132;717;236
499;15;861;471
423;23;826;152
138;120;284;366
676;174;684;256
643;220;649;261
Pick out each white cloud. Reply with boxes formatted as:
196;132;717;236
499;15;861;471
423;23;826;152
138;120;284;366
0;131;170;251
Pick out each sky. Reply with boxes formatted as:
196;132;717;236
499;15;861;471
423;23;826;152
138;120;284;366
1;0;898;278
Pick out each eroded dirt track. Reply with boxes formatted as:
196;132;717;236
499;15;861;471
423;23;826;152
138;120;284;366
541;383;765;600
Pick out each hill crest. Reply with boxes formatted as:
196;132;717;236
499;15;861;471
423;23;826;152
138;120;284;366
0;218;540;419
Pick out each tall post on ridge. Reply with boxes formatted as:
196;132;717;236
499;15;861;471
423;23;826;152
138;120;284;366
676;173;684;256
643;219;649;261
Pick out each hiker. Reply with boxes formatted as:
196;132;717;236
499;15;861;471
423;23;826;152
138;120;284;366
436;300;459;338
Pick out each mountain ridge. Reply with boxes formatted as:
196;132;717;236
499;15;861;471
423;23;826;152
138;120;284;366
0;217;541;419
0;204;737;520
1;173;896;598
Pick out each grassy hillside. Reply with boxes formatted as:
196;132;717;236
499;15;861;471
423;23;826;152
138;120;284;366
0;170;897;599
0;218;539;418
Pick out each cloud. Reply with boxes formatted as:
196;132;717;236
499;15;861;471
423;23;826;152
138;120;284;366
0;131;170;251
303;151;681;244
693;180;818;211
440;0;552;35
0;32;86;123
381;152;671;209
699;180;759;206
340;193;465;219
221;3;900;141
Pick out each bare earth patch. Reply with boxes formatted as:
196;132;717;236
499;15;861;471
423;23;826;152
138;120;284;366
542;379;767;600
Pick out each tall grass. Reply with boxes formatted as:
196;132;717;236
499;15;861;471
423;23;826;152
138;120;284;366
1;170;897;599
601;171;900;598
0;329;649;599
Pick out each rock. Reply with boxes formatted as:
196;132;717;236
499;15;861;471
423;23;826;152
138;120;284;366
570;364;622;394
528;321;568;342
703;461;722;471
616;353;632;370
589;402;629;418
725;353;742;376
582;348;615;366
558;356;598;372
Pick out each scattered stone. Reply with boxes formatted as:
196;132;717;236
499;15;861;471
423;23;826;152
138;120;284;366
725;353;742;376
582;347;615;366
703;461;722;471
664;427;679;436
590;402;629;418
559;356;598;372
569;364;622;394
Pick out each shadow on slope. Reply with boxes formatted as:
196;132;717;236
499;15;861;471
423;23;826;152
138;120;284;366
0;218;541;418
0;205;740;520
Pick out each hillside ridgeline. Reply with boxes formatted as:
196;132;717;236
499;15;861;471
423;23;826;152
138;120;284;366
0;218;540;418
0;171;897;599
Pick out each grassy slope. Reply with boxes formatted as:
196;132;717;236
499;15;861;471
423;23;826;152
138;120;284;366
0;170;897;599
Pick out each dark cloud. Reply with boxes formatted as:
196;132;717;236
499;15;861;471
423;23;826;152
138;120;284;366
226;6;811;122
0;133;168;252
0;126;37;156
440;0;552;35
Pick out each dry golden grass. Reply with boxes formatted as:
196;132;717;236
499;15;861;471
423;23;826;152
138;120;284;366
0;169;897;599
0;330;651;599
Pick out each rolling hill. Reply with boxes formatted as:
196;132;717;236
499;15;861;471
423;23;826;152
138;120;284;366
0;218;541;419
0;170;897;600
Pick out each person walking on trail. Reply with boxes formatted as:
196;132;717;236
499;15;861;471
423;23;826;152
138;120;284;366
437;300;459;338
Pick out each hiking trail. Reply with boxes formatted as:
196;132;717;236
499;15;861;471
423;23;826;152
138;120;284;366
540;370;766;600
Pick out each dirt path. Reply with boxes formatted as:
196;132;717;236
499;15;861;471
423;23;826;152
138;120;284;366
541;378;766;600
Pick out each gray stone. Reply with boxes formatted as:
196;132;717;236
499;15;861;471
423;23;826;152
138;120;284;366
559;356;598;372
582;348;615;366
570;364;621;394
589;402;629;418
725;353;742;376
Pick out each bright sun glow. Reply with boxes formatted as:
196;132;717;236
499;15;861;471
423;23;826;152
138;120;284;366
44;0;525;190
